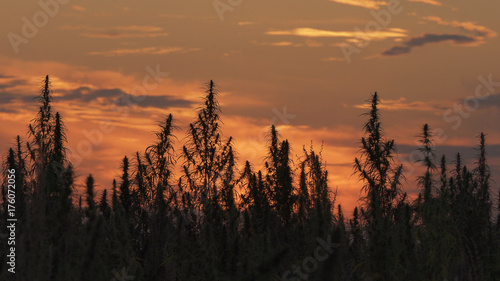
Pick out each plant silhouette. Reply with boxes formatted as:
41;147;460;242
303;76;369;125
1;76;499;281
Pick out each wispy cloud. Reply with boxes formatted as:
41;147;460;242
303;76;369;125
266;27;407;40
322;57;346;62
422;16;497;38
72;5;87;11
61;25;163;32
60;25;168;39
0;55;204;131
81;32;168;39
254;39;324;48
256;41;295;47
89;47;200;57
54;87;194;109
408;0;442;6
329;0;387;10
237;21;256;26
0;76;28;91
381;16;496;56
381;33;478;56
113;26;163;32
352;97;447;111
305;39;323;47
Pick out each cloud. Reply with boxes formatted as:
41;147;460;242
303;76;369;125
266;27;407;40
0;92;17;104
237;21;256;26
0;56;205;124
0;56;207;191
0;55;202;102
0;88;39;114
305;39;323;47
72;5;87;11
382;17;496;56
398;144;500;164
422;16;497;38
81;32;169;39
0;107;20;114
254;41;296;47
352;97;447;112
55;87;194;109
60;25;163;32
55;87;125;102
329;0;387;10
60;25;168;39
113;26;163;32
125;95;194;109
408;0;442;6
0;78;28;90
89;47;200;57
381;33;478;56
478;94;500;110
322;57;346;62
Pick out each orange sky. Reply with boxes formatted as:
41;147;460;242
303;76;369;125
1;0;500;216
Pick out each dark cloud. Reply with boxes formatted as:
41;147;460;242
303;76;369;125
0;78;29;90
55;87;194;109
55;87;125;102
0;89;36;104
0;107;20;113
124;95;193;108
381;33;477;56
0;78;43;105
397;143;500;165
0;86;194;114
397;143;500;187
0;92;28;114
478;94;500;109
0;92;16;104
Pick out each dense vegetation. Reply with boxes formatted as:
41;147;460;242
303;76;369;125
1;76;499;280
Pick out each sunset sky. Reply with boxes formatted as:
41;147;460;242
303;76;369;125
1;0;499;214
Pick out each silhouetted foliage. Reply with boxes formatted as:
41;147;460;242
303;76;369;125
0;77;499;281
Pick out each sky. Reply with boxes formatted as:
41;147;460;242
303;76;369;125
1;0;499;215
